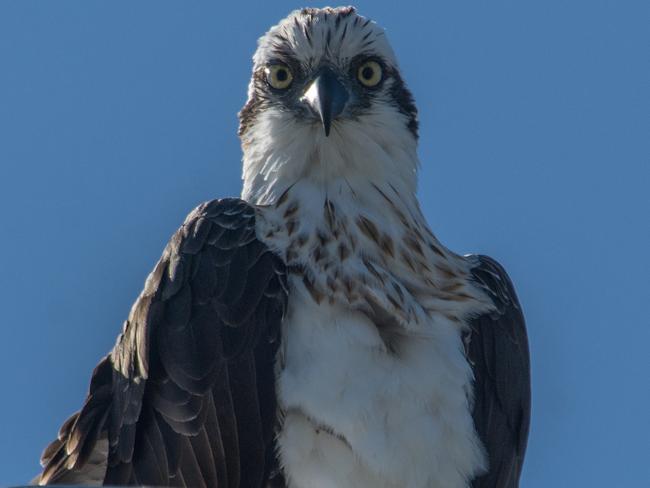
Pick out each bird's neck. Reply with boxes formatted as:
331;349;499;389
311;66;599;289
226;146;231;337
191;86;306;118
245;134;489;329
240;117;420;217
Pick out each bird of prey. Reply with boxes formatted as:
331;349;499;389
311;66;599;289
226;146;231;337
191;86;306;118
35;7;530;488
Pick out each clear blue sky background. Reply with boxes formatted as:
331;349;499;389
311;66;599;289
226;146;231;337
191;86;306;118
0;1;648;486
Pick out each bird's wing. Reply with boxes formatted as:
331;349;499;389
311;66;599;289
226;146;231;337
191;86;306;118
37;198;287;487
466;255;531;488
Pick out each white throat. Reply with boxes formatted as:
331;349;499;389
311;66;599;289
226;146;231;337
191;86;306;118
240;109;420;216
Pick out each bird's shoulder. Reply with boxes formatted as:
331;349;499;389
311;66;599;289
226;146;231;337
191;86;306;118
464;254;530;488
38;197;288;486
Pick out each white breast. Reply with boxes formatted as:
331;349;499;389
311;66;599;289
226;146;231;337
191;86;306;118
276;279;486;488
253;174;490;487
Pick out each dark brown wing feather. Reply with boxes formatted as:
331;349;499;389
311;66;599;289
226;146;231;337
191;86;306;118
467;255;531;488
38;198;287;487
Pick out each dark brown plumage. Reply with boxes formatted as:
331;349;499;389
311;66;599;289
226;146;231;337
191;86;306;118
37;199;287;487
467;256;531;488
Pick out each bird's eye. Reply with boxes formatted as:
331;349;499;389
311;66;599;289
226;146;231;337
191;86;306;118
265;64;293;90
357;60;383;87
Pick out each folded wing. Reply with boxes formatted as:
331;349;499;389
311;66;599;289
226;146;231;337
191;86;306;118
467;255;531;488
38;198;287;487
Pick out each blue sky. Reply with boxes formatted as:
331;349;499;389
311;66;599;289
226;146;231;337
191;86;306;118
0;1;648;486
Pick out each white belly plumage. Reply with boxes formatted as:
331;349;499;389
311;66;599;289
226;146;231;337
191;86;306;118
276;283;487;488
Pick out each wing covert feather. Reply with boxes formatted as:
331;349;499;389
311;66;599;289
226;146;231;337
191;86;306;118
467;255;531;488
38;198;287;487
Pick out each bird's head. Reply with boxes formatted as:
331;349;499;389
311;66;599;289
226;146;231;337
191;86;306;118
240;7;420;205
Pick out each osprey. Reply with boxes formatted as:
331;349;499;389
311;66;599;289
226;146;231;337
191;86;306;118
36;7;530;488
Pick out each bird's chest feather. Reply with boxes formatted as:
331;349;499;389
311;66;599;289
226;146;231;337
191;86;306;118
257;190;488;488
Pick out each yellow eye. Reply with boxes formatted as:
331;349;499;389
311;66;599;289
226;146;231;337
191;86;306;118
357;60;382;87
265;64;293;89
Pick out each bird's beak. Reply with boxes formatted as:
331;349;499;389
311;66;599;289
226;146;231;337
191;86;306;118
301;69;349;137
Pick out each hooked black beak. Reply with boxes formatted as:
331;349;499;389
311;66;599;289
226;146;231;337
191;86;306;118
301;69;349;136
